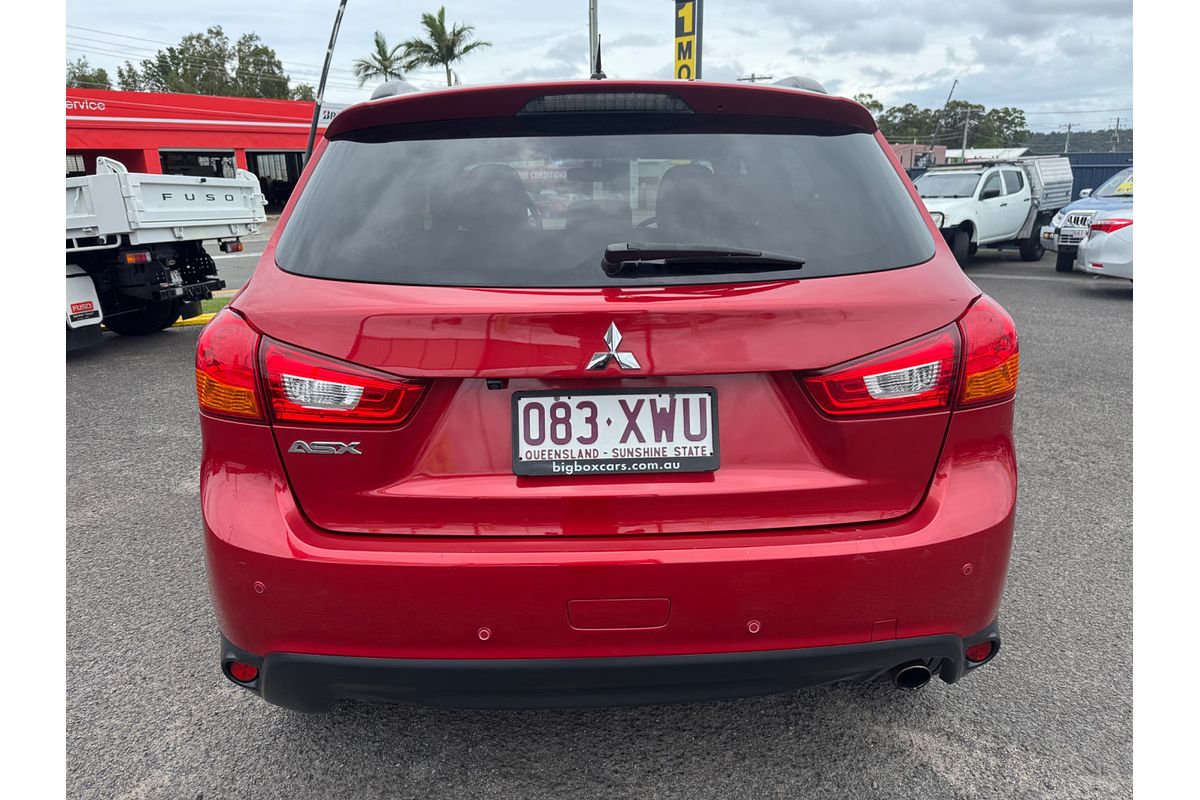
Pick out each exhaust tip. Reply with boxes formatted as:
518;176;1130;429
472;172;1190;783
893;662;933;691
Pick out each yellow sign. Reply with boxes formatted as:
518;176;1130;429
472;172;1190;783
675;1;697;80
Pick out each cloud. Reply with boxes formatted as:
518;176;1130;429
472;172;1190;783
65;0;1132;131
607;33;658;49
860;65;895;82
823;23;926;56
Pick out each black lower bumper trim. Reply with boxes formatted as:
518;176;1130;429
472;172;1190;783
222;621;1000;712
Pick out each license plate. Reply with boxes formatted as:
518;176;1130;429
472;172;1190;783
512;388;719;476
1060;226;1088;243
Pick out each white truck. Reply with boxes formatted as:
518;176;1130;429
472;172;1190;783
66;157;266;350
914;157;1074;266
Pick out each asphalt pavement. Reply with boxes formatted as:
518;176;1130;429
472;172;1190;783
66;250;1132;799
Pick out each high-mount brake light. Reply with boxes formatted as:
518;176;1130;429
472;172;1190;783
802;326;960;416
194;309;263;420
958;296;1020;406
517;92;692;115
123;251;151;264
262;340;427;426
1089;218;1133;234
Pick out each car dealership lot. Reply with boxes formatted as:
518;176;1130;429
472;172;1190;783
66;252;1130;799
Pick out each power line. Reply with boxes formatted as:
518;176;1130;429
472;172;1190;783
66;38;448;93
1021;107;1132;115
66;44;368;93
66;23;450;89
66;38;360;84
66;24;356;75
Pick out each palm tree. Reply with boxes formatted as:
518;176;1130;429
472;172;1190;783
353;31;404;87
400;7;491;87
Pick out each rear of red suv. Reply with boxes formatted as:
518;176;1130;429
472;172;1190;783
197;81;1017;711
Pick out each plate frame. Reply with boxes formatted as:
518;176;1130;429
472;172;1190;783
511;387;720;477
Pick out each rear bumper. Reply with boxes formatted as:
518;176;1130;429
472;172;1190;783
222;622;1001;711
202;401;1016;707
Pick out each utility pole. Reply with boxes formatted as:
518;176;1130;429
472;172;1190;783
1111;117;1121;151
588;1;599;74
960;109;971;153
737;73;774;83
1064;122;1072;154
305;0;349;163
928;78;958;147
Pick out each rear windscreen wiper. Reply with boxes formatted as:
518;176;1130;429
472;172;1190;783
601;243;806;278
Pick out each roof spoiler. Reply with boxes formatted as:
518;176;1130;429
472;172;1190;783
327;80;876;138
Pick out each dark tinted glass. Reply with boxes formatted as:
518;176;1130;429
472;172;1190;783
915;172;980;199
277;128;934;287
980;173;1002;198
1002;169;1024;194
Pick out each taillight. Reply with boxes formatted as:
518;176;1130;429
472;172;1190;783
803;326;960;416
1089;218;1133;234
195;309;263;420
261;339;426;426
123;251;151;264
958;296;1019;406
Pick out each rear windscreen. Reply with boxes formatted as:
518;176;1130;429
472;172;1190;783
276;123;934;287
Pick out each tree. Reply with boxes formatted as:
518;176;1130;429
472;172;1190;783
232;33;291;98
114;26;296;99
853;93;884;115
291;83;317;101
117;62;143;92
873;98;1030;148
979;107;1030;147
66;57;111;90
877;103;936;143
936;100;987;147
400;7;491;87
353;31;405;87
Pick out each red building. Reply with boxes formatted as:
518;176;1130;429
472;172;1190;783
66;88;344;206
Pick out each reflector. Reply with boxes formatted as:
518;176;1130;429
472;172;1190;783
228;661;259;683
965;641;995;663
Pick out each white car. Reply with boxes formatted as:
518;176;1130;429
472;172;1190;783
1078;208;1133;281
915;158;1073;266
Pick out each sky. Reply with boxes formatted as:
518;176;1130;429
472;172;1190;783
65;0;1133;134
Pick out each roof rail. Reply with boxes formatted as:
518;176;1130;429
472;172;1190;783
772;75;827;94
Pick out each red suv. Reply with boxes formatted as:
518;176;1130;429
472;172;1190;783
196;80;1017;711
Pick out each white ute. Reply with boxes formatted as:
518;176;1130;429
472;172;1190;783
66;157;266;350
914;157;1074;266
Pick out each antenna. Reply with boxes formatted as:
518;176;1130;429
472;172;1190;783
591;34;606;79
588;1;599;74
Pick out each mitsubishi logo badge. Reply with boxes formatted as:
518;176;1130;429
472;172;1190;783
586;323;641;371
